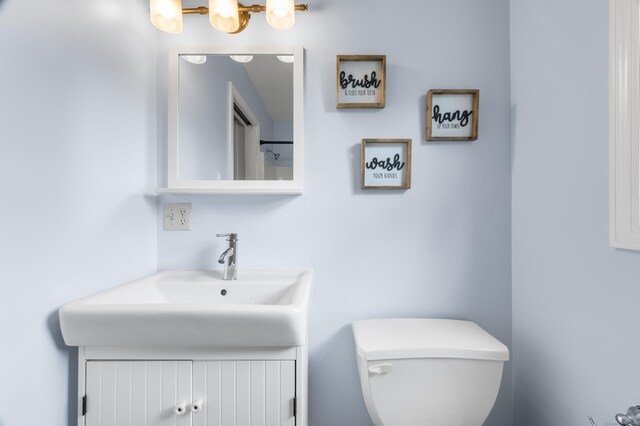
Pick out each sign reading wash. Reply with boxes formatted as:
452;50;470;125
337;55;386;108
426;89;480;141
361;139;411;189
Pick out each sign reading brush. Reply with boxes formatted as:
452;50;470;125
337;55;386;108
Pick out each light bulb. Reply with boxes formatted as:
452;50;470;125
266;0;295;30
209;0;240;33
217;3;232;18
150;0;183;34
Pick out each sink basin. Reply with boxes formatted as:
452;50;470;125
59;270;312;347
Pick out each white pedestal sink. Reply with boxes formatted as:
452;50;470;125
60;270;312;347
59;270;313;426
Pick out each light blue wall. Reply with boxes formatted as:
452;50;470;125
157;0;513;424
273;120;293;141
0;1;158;425
511;0;640;424
0;1;515;425
2;0;635;424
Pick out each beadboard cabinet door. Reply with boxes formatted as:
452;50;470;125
85;360;192;426
192;360;296;426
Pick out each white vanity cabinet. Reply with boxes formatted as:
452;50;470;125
78;347;305;426
60;270;312;426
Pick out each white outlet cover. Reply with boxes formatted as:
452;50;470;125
163;203;191;231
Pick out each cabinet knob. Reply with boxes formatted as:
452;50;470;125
175;402;187;415
191;400;204;413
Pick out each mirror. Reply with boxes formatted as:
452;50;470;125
163;45;304;194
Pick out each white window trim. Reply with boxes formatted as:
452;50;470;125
610;0;640;249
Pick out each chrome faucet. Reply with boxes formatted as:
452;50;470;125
216;233;238;280
617;406;640;425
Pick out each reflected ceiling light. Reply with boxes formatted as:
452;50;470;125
149;0;307;34
277;55;294;63
230;55;254;63
182;55;208;64
150;0;184;33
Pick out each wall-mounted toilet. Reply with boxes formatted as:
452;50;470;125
352;318;509;426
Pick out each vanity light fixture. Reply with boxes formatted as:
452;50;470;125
209;0;240;32
150;0;183;33
266;0;296;30
149;0;308;34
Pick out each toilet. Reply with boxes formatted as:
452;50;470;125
352;318;509;426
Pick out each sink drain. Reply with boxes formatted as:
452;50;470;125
220;289;227;296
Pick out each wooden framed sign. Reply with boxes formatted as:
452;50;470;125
361;139;411;189
426;89;479;141
337;55;386;108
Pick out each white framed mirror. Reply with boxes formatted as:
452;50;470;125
159;45;304;194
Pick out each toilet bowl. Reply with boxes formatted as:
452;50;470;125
352;318;509;426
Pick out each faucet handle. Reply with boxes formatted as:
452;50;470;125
616;406;640;425
216;233;238;240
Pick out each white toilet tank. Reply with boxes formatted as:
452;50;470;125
352;319;509;426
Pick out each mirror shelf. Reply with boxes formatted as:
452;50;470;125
158;45;304;195
156;185;302;195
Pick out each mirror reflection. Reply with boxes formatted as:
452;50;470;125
178;54;294;181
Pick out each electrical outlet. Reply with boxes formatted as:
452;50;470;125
163;203;191;231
